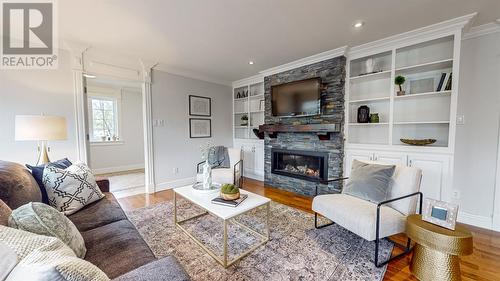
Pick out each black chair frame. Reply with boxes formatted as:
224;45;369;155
196;160;243;187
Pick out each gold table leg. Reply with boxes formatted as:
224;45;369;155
410;243;462;281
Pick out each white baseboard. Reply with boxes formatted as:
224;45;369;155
155;177;197;192
457;211;494;230
93;164;144;175
244;170;264;181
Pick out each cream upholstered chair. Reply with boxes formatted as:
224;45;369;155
312;161;423;267
196;148;243;187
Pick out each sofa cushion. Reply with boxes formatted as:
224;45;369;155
0;199;12;226
312;193;406;241
0;160;42;209
81;220;156;279
26;158;73;204
43;162;105;215
68;192;127;232
112;256;190;281
9;202;86;258
0;225;109;281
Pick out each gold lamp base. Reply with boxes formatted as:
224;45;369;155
36;141;51;165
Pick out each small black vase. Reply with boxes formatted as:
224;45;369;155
357;105;370;123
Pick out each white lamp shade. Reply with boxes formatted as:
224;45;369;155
15;115;67;141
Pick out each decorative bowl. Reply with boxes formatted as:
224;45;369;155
220;191;240;201
400;138;437;146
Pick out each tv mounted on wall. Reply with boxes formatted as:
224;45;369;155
271;78;321;117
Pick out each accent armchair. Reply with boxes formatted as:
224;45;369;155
196;148;243;187
312;161;423;267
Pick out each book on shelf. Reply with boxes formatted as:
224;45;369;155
211;194;248;207
444;73;452;91
436;73;446;91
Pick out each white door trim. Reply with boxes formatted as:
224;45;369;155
493;111;500;231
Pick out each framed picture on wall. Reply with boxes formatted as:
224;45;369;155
189;118;211;138
189;95;211;116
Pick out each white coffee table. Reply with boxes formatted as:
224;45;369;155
173;185;271;268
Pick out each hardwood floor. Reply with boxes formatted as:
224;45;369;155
117;177;500;281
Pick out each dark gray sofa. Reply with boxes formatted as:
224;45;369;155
0;160;190;281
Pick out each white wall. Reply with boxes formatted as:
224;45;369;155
0;50;78;164
454;31;500;220
151;70;233;189
88;86;145;174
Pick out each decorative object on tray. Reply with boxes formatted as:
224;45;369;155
252;128;264;139
189;95;211;117
240;114;248;126
192;182;220;194
220;183;240;200
189;118;211;138
422;198;459;230
211;194;248;207
400;138;436;146
395;75;406;96
199;142;213;190
357;105;370;123
369;113;379;123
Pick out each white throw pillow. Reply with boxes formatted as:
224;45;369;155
0;225;109;281
43;162;104;215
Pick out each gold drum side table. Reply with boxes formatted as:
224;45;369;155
406;214;473;281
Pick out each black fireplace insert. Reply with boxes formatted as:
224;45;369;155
271;149;329;181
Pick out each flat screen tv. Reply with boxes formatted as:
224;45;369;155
271;78;321;117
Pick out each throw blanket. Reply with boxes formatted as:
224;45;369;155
208;146;230;169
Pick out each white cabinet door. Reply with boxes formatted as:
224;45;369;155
344;150;373;176
408;154;450;201
374;152;407;166
253;143;265;178
241;143;255;173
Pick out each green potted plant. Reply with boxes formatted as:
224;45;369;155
240;115;248;126
395;75;406;96
220;183;240;200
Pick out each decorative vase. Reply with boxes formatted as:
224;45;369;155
370;113;380;123
202;161;212;190
357;105;370;123
365;58;376;74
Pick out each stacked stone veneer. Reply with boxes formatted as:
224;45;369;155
264;56;346;197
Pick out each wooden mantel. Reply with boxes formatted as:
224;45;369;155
258;123;341;140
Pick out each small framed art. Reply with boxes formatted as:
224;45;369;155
189;95;211;117
189;118;211;138
422;198;459;230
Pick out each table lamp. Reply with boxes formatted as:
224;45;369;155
15;115;68;165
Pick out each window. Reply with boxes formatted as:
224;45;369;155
89;96;119;141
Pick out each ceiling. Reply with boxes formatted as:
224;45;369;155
60;0;500;84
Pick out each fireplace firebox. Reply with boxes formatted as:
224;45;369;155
271;149;329;181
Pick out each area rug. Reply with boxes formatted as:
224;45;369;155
126;199;392;281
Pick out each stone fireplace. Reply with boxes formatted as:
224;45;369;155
262;56;346;196
271;149;329;181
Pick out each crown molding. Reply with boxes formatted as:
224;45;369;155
349;13;477;59
153;63;231;86
232;74;264;88
258;46;348;77
463;20;500;40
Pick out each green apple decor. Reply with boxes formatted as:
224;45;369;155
220;183;240;200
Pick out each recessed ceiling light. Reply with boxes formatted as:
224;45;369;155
83;73;96;79
248;61;254;65
353;21;364;28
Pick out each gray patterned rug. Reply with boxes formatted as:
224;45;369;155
126;199;392;281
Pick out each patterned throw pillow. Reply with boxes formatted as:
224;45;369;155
43;162;104;215
9;202;86;258
0;225;109;281
26;158;73;204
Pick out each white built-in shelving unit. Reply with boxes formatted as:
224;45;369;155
346;35;457;150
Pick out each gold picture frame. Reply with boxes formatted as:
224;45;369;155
422;198;459;230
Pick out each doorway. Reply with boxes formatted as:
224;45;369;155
84;77;146;198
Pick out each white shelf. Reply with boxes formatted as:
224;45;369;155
234;98;248;102
394;121;449;125
234;111;247;114
234;126;248;128
350;97;390;103
349;123;389;126
394;91;451;99
349;70;391;81
249;94;264;99
395;58;453;73
250;110;265;113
